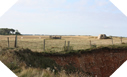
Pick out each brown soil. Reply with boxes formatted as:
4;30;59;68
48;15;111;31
48;48;127;77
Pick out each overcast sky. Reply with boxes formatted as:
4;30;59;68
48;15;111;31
0;0;127;36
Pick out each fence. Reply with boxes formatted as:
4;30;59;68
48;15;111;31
0;35;127;52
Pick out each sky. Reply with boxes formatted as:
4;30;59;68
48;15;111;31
0;0;127;36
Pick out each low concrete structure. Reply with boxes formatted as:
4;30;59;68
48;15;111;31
49;36;62;39
98;34;107;39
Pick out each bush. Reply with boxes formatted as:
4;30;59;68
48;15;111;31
91;44;97;48
63;46;73;52
106;37;111;39
122;42;126;44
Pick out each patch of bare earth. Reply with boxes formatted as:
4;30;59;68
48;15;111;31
48;48;127;77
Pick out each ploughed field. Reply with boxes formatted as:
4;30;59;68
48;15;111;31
0;35;127;52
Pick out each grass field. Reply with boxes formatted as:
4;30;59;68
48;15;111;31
0;35;127;52
1;35;127;77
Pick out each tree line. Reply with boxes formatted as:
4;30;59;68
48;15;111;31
0;28;21;35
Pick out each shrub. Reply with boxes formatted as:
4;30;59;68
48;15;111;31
91;44;97;48
63;46;73;52
122;42;126;44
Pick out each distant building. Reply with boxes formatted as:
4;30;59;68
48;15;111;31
49;36;62;39
98;34;107;39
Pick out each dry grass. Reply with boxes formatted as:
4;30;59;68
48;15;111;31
0;48;92;77
0;35;127;52
17;67;90;77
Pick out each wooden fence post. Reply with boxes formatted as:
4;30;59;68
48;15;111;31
7;37;9;47
64;41;66;47
64;41;66;51
14;35;17;47
90;40;91;47
67;41;70;51
111;36;113;45
120;37;122;44
43;39;45;51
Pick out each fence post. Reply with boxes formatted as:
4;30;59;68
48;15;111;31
64;41;66;51
67;41;70;51
111;36;113;45
7;37;9;47
43;39;45;51
64;41;66;46
120;37;122;44
90;40;91;47
14;35;17;47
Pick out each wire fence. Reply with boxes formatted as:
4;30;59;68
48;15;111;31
0;35;127;52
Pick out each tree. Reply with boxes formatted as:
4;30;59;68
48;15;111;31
0;28;21;35
15;30;21;35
